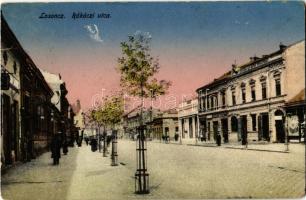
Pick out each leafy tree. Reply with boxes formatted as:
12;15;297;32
90;94;124;130
117;31;170;193
117;31;171;103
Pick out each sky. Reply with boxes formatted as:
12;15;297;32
2;2;305;111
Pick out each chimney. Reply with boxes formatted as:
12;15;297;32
279;42;287;50
253;56;259;60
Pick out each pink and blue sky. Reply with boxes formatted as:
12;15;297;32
2;2;305;111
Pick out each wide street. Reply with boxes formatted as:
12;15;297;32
1;140;305;200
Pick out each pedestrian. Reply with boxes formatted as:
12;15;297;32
91;138;97;152
216;133;221;146
62;137;68;155
106;135;112;147
85;137;89;146
51;134;61;165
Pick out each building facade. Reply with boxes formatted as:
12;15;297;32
41;71;75;146
178;98;198;142
151;109;179;141
197;40;305;144
1;16;22;165
122;106;160;139
1;15;74;169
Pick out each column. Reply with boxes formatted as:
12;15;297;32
178;118;183;140
192;116;196;139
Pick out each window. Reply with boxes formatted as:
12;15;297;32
3;51;8;66
221;91;226;107
13;61;17;74
202;97;205;111
210;96;214;109
232;91;236;105
207;96;210;110
262;82;267;99
251;86;256;101
275;79;281;96
251;114;256;131
241;88;246;103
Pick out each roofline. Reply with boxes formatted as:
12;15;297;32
1;14;54;96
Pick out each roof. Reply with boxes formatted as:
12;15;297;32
1;14;53;96
196;42;290;92
196;71;231;92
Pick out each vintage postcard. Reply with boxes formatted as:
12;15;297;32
1;1;305;199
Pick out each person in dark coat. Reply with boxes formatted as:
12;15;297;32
62;136;68;155
51;134;61;165
91;138;97;152
216;133;221;146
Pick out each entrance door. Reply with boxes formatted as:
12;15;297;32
181;119;185;139
213;121;218;141
275;110;285;143
275;120;285;143
189;117;193;138
221;118;228;143
240;115;247;145
11;101;19;161
207;122;211;141
258;115;262;141
2;94;12;165
262;113;270;141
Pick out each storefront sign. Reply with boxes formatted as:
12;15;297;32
274;116;282;120
288;115;299;136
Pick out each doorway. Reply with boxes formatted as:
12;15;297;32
275;110;285;143
221;118;228;143
2;94;12;165
240;115;247;145
213;121;219;141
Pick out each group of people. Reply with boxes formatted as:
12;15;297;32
84;135;113;152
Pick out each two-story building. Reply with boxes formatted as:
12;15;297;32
197;40;305;144
151;108;179;141
178;98;198;143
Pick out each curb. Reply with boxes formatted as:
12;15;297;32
224;146;290;153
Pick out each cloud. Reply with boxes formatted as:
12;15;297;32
84;24;103;43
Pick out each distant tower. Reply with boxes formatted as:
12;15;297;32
76;99;81;111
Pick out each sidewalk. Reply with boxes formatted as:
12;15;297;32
150;139;305;153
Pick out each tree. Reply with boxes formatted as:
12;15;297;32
89;94;124;156
117;31;171;100
117;31;171;194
